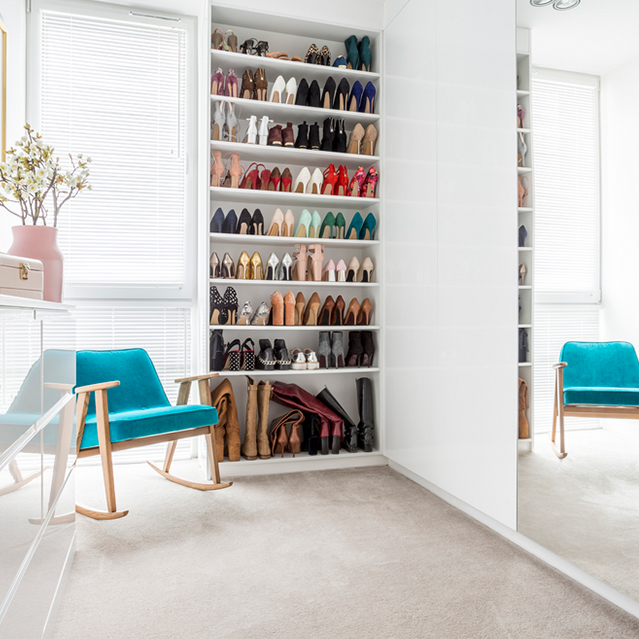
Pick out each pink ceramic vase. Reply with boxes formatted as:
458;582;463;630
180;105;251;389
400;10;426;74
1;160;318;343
7;226;64;302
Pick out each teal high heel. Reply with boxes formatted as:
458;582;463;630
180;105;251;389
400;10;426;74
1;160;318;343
345;212;363;240
358;36;372;72
335;212;346;239
319;212;336;239
344;35;359;70
359;212;377;240
309;210;322;238
295;209;312;237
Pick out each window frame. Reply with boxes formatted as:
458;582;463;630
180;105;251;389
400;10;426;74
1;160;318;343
532;67;602;305
26;0;198;301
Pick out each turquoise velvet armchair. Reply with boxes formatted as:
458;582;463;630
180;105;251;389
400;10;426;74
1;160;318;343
75;349;231;519
552;341;639;458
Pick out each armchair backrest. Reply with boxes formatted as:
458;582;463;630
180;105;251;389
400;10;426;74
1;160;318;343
559;341;639;389
76;349;170;416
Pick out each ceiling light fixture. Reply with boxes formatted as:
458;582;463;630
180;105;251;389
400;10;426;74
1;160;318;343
530;0;581;9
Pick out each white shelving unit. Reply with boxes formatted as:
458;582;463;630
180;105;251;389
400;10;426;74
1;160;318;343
517;30;534;453
207;5;382;472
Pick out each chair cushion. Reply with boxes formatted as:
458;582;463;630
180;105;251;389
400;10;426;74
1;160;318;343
0;413;61;447
76;349;171;417
564;387;639;407
79;404;218;450
560;341;639;390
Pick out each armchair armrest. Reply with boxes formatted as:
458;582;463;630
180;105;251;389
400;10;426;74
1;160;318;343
552;362;567;370
44;382;75;392
75;380;120;394
174;372;220;384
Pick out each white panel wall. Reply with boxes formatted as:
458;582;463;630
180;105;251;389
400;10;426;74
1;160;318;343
600;56;639;435
383;0;518;528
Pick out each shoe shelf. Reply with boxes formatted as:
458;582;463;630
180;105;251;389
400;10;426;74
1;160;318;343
210;186;380;207
518;207;533;213
517;128;531;134
209;325;380;331
209;233;378;249
518;247;533;252
518;285;532;290
210;140;380;168
213;367;380;377
518;324;532;329
517;167;532;175
211;49;381;84
211;95;380;125
518;362;532;368
209;278;379;288
517;90;530;98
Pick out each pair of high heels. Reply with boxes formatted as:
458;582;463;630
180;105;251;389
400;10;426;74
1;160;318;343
344;35;373;72
239;68;268;100
263;290;320;326
210;207;264;235
210;286;239;325
239;38;269;57
518;175;529;208
210;151;242;188
344;212;377;240
211;68;239;97
212;28;237;52
268;76;297;104
345;331;375;367
318;331;345;369
318;295;372;326
347;123;378;155
222;338;255;371
236;300;269;326
257;339;291;371
321;164;378;198
304;44;332;65
212;100;239;142
263;209;375;241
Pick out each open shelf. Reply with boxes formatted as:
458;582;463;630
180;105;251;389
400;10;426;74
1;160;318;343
517;90;530;98
209;232;378;248
517;167;532;174
518;362;532;368
517;128;531;134
210;278;379;288
212;366;380;377
211;94;379;124
518;207;533;213
209;324;380;331
210;186;380;207
518;247;533;252
518;285;532;290
210;140;380;168
211;48;381;84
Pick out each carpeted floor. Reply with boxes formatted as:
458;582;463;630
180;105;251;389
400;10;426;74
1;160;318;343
519;428;639;603
53;463;639;639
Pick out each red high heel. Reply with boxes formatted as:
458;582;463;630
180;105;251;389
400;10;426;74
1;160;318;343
240;162;263;189
321;164;338;195
268;167;281;191
260;167;271;191
280;167;293;193
363;167;378;198
335;165;349;196
347;166;366;197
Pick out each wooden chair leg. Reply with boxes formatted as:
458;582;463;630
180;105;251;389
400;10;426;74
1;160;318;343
76;388;129;520
0;459;45;497
551;368;568;459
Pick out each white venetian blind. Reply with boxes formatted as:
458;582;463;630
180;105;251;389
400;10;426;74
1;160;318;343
532;70;600;303
533;307;600;433
40;10;187;291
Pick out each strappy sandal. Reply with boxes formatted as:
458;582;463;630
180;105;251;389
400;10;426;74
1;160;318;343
240;38;258;55
209;286;228;325
267;52;290;60
291;56;302;63
223;339;241;371
223;29;237;53
304;43;320;64
242;338;255;371
211;27;224;50
256;40;269;57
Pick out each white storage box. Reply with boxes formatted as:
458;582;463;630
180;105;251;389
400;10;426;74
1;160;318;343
0;253;44;299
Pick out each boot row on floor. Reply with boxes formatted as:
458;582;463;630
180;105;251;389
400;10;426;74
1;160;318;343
210;376;375;459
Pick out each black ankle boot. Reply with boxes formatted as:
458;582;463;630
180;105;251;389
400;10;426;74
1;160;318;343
332;119;347;153
346;331;363;367
360;331;375;367
316;386;358;453
309;122;321;150
295;121;308;149
274;338;291;370
256;339;276;370
356;377;374;452
320;118;334;151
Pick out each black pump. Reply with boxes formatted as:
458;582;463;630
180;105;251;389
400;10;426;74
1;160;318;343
321;77;336;109
295;78;309;106
333;78;350;111
251;209;264;236
295;121;309;149
308;80;321;108
309;122;321;150
320;118;334;151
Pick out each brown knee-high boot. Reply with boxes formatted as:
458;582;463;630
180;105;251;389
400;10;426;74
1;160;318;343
257;381;272;459
518;377;529;439
242;377;258;460
210;378;241;461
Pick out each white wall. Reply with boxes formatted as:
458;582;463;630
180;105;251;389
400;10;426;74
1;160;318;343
383;0;518;529
600;55;639;439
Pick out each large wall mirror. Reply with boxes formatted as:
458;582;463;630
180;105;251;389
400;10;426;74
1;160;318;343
516;0;639;604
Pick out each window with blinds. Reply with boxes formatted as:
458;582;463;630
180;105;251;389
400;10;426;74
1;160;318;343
532;70;600;303
40;8;190;296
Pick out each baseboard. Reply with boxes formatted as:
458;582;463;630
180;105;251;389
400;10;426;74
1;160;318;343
388;459;639;620
219;451;388;477
41;531;76;639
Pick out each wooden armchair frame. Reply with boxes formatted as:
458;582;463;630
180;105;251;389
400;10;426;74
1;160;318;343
551;362;639;459
75;372;231;520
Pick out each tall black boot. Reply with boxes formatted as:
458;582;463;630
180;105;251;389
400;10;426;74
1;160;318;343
210;329;224;371
316;386;358;453
356;377;374;452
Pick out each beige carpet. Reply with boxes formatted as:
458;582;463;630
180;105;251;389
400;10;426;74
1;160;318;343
53;463;639;639
519;428;639;602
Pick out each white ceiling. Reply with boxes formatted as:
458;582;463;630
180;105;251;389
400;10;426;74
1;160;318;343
517;0;639;76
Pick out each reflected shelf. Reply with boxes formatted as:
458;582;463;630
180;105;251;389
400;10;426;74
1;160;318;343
209;324;380;331
212;367;380;377
209;232;379;249
210;186;380;207
210;278;379;288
